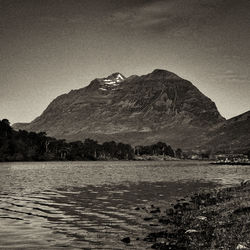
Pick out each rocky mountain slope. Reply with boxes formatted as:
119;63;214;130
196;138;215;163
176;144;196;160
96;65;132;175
204;111;250;153
14;69;248;152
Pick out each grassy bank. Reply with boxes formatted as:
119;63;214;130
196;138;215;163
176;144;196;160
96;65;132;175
128;181;250;249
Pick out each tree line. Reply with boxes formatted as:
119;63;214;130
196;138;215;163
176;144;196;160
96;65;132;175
135;142;182;158
0;119;181;161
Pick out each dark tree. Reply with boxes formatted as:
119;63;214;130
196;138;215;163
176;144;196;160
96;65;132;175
0;118;176;162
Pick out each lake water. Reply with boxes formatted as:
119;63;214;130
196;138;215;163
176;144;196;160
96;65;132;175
0;161;250;249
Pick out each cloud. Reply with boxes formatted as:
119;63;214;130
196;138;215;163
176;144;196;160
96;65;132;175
219;70;250;83
109;0;227;36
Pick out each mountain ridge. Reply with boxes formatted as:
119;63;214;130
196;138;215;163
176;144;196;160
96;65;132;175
13;69;249;152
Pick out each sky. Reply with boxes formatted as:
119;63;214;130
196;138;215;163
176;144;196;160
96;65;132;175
1;0;250;124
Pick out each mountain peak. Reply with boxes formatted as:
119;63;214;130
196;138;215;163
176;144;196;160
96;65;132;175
107;72;126;82
147;69;181;80
88;72;126;91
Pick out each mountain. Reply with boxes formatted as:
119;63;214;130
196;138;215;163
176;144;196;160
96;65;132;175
203;111;250;153
13;69;237;151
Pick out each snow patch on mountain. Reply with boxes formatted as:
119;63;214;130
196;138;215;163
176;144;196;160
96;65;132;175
98;73;126;91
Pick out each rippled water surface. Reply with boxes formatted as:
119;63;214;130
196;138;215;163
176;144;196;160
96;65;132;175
0;161;250;249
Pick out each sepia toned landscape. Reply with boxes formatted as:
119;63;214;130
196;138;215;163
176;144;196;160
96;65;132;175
1;0;250;249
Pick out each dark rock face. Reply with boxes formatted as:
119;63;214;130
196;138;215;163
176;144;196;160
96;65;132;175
13;69;228;150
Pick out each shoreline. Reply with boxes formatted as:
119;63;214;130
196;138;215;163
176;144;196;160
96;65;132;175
0;158;209;163
124;181;250;249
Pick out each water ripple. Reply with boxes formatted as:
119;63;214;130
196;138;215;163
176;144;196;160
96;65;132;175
1;161;250;248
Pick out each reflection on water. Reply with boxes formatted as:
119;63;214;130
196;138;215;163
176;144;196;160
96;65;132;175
0;161;249;249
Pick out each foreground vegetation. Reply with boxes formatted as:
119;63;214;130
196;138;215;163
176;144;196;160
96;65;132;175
129;182;250;249
0;119;179;161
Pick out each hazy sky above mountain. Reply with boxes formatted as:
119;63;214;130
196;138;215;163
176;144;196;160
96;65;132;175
1;0;250;123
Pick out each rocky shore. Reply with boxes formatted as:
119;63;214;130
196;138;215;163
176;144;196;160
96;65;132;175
124;181;250;249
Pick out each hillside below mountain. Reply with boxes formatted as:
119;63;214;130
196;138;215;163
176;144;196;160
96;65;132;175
203;111;250;153
13;69;248;152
